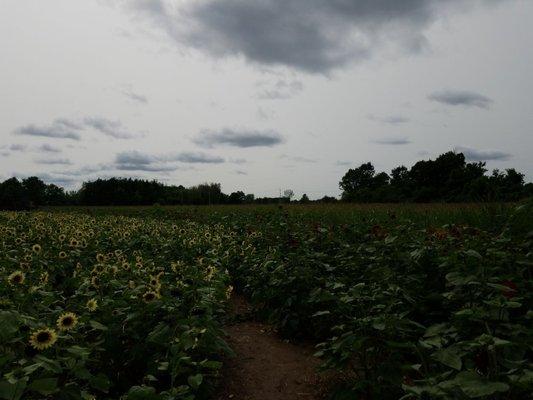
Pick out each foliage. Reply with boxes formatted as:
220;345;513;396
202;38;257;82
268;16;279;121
223;201;533;399
340;151;532;202
0;212;233;399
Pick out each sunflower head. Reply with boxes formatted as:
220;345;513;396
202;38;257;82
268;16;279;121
86;299;98;312
59;251;67;259
32;244;42;254
57;312;78;331
29;328;58;350
8;271;25;285
142;291;160;303
96;253;106;263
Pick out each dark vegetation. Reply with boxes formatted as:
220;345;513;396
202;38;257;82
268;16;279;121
0;151;531;210
340;151;532;202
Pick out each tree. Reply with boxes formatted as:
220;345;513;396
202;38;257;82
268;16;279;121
22;177;47;207
283;189;294;201
299;193;310;203
0;178;29;210
228;191;246;204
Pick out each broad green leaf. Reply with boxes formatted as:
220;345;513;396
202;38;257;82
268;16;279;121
28;378;58;395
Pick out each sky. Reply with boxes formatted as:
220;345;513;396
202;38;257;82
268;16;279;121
1;0;532;199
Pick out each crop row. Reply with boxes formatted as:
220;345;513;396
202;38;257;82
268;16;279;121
0;212;234;400
227;203;533;399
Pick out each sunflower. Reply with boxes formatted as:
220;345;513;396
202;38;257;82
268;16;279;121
8;271;25;285
57;312;78;331
59;251;67;259
96;253;105;263
86;299;98;312
29;328;58;350
142;291;160;303
32;244;42;254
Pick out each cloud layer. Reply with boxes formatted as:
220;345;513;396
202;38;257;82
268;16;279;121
127;0;507;73
428;90;493;109
114;150;225;172
455;146;511;161
194;128;284;148
13;117;142;141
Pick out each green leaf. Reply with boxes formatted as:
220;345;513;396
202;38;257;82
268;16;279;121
0;312;19;342
312;311;330;317
90;373;111;393
433;347;462;371
28;378;57;395
127;386;159;400
464;249;482;259
89;320;108;331
440;371;509;398
0;378;27;400
187;374;203;389
147;323;171;345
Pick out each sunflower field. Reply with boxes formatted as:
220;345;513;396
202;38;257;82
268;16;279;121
0;212;235;399
1;202;532;400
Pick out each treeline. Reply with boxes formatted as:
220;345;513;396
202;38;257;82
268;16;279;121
0;177;69;210
0;151;531;210
0;178;259;210
340;151;532;202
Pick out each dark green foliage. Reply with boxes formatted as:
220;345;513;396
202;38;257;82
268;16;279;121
340;151;530;202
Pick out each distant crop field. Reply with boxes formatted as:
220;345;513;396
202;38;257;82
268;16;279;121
1;201;532;399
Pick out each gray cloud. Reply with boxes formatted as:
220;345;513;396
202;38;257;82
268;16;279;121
428;90;493;109
115;163;178;172
122;90;148;104
454;146;511;161
336;160;352;166
279;154;317;163
83;117;140;139
127;0;507;73
168;152;224;164
368;114;410;124
194;128;284;148
114;150;224;172
38;144;62;153
34;158;73;165
9;144;28;152
14;121;81;140
13;117;141;141
257;79;304;100
373;137;411;145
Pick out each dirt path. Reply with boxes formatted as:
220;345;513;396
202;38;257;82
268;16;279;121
216;295;324;400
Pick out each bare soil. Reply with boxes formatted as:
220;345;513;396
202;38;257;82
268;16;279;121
216;295;325;400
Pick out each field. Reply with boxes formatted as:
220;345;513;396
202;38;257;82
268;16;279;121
1;202;532;399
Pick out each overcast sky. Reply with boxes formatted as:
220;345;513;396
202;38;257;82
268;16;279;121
1;0;532;198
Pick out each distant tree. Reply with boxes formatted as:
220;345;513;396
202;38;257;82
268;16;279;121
228;191;246;204
299;193;310;203
339;151;530;203
283;189;294;202
0;178;29;210
22;177;47;207
319;195;338;203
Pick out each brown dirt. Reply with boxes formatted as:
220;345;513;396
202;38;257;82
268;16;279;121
216;295;325;400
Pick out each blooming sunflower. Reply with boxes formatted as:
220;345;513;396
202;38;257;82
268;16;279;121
59;251;67;259
8;270;25;285
32;244;42;254
29;328;58;350
142;291;160;303
86;299;98;312
57;312;78;331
